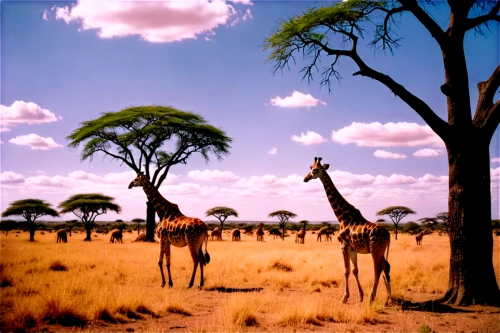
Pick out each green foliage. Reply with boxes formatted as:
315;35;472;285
1;199;59;235
419;324;431;333
492;219;500;229
58;194;121;227
401;222;421;235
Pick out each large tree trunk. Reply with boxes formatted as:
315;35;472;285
83;224;92;241
441;133;500;305
394;224;399;240
145;201;156;242
29;223;35;242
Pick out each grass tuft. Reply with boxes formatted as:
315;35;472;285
166;305;192;316
270;260;293;272
96;309;117;324
49;261;68;272
116;306;144;320
0;276;14;288
42;300;86;327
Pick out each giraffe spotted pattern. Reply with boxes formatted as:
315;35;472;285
304;157;392;305
129;172;209;289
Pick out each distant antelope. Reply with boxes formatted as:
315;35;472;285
56;229;67;243
232;229;241;241
295;229;305;244
256;226;265;242
211;228;221;241
269;228;282;239
110;229;123;243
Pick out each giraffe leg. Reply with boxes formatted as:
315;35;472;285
369;253;384;304
349;249;364;302
158;235;167;288
341;245;351;303
382;259;392;306
187;244;200;288
165;242;173;288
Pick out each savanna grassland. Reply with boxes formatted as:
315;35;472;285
1;229;499;333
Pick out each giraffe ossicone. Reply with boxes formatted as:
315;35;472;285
304;157;392;305
128;172;210;289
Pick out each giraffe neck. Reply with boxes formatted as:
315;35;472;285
142;179;182;220
318;170;366;228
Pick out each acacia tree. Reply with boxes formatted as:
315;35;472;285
263;0;500;305
377;206;416;240
268;210;297;240
436;212;449;234
66;106;232;242
58;194;122;241
131;218;145;234
205;207;238;236
1;199;59;242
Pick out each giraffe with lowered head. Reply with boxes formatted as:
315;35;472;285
304;157;392;305
128;172;210;288
415;229;431;245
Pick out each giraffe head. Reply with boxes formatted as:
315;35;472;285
128;171;148;189
304;157;330;183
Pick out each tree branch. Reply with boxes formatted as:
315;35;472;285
397;0;447;47
473;65;500;138
351;53;449;140
465;1;500;31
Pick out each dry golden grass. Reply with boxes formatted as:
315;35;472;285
0;230;499;332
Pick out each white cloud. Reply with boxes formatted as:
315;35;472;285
291;130;327;146
414;148;443;157
268;147;277;155
188;169;238;182
0;127;11;132
331;122;444;148
42;9;49;21
0;171;25;184
492;157;500;163
270;91;326;108
373;149;407;159
51;0;252;43
0;101;60;129
242;9;253;20
9;134;63;150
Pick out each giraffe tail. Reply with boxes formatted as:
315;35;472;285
202;231;210;265
383;236;391;283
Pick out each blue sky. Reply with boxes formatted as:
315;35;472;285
1;0;499;223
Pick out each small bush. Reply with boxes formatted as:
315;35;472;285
419;324;432;333
49;261;68;272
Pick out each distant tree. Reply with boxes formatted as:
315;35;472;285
205;206;238;234
268;210;297;240
66;105;232;242
115;219;124;223
243;225;254;234
376;206;416;240
419;217;440;231
436;212;449;234
402;221;422;235
1;199;59;242
0;220;16;235
376;219;386;223
132;218;146;234
58;194;122;241
64;220;80;236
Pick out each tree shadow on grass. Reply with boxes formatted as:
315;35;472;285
393;297;472;313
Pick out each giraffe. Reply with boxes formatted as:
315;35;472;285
232;229;241;241
56;229;67;243
211;228;221;241
128;172;210;288
295;229;305;244
304;157;392;305
415;229;431;245
256;225;265;241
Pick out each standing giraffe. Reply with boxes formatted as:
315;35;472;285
256;225;265;241
56;229;67;243
316;226;333;242
295;229;305;244
415;229;431;245
232;229;241;241
304;157;391;305
128;172;209;288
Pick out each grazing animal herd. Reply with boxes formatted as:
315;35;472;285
42;157;455;306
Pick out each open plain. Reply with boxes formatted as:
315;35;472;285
1;230;499;333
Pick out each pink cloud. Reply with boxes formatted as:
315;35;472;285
9;134;63;150
373;149;407;159
413;148;443;157
51;0;251;43
268;147;278;155
291;130;327;146
188;169;238;182
270;91;326;108
1;101;60;128
0;171;25;184
491;157;500;163
331;122;444;148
